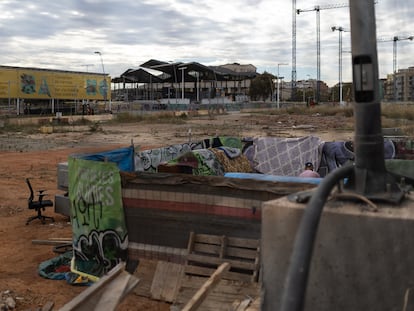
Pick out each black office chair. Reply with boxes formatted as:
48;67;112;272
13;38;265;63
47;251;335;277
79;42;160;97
26;178;55;225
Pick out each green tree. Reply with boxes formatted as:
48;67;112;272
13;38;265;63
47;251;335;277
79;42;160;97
249;72;276;101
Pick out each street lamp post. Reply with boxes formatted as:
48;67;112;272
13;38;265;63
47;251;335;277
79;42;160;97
331;26;349;105
196;72;200;102
179;67;187;102
94;51;105;74
302;80;306;103
306;74;315;105
277;63;288;109
94;51;109;110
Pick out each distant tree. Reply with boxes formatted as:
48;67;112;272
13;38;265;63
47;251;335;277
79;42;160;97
330;82;353;103
249;72;276;101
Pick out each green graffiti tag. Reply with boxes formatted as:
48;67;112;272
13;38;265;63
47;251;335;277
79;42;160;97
68;157;128;277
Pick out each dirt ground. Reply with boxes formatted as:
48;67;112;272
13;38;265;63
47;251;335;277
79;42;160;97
0;110;354;310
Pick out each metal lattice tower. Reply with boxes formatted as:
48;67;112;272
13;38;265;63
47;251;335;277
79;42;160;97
291;0;297;100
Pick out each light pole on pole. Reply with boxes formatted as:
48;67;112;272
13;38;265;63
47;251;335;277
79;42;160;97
94;51;105;74
331;26;349;105
302;80;306;103
94;51;109;111
277;63;288;109
196;72;200;103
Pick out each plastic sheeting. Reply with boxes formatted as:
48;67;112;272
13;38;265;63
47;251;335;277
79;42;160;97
225;172;322;185
77;146;135;172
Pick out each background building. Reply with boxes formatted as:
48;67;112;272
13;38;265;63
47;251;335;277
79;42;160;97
111;59;257;104
0;66;110;115
384;67;414;101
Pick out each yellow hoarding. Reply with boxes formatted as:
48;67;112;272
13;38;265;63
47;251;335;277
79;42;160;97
0;67;111;100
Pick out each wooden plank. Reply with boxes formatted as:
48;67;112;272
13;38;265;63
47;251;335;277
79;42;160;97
173;276;260;310
231;298;253;311
41;301;55;311
60;263;139;311
193;234;259;249
219;245;258;260
192;243;259;260
194;234;223;245
150;261;184;302
32;239;72;246
184;265;253;283
245;297;261;311
181;262;230;311
187;231;196;253
187;254;256;271
220;235;227;258
94;273;132;310
192;243;221;255
226;236;260;249
132;259;158;297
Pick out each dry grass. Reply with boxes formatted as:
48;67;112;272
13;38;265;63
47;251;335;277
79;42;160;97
381;104;414;135
248;104;354;118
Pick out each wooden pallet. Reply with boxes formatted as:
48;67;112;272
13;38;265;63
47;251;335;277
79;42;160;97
185;232;260;283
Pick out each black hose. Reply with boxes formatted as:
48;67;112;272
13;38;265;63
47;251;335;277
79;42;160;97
280;164;354;311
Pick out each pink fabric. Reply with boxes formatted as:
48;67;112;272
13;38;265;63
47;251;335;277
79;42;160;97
299;170;320;178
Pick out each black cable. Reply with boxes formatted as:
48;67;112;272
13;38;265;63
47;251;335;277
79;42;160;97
280;164;354;311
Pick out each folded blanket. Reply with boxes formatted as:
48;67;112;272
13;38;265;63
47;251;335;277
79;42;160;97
251;136;322;176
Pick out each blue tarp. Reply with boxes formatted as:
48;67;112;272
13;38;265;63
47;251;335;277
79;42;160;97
77;146;135;172
224;172;322;185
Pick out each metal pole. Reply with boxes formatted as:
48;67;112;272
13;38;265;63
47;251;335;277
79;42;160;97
332;26;349;105
94;51;109;111
277;77;280;108
179;67;187;101
8;81;10;113
303;82;305;103
277;63;288;109
393;38;397;101
349;0;385;195
94;51;105;74
197;72;199;102
339;29;343;105
316;7;320;103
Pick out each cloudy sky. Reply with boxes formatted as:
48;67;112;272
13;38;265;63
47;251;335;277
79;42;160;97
0;0;412;87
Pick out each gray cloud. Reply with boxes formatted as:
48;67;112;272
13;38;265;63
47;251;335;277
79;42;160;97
0;0;412;86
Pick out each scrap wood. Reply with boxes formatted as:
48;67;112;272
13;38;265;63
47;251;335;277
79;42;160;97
231;297;253;311
181;262;230;311
245;297;260;310
32;239;72;246
150;261;184;302
59;263;139;311
42;301;55;311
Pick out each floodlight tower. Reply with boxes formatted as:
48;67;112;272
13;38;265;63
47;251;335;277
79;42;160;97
332;26;349;105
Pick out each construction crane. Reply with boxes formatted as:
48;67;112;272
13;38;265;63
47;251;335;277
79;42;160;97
377;35;413;74
378;35;413;101
296;3;349;103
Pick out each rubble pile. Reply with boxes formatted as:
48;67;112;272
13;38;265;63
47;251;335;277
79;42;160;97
0;290;18;310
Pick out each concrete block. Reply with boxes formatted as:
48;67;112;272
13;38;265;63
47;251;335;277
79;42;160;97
261;195;414;311
55;193;71;217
